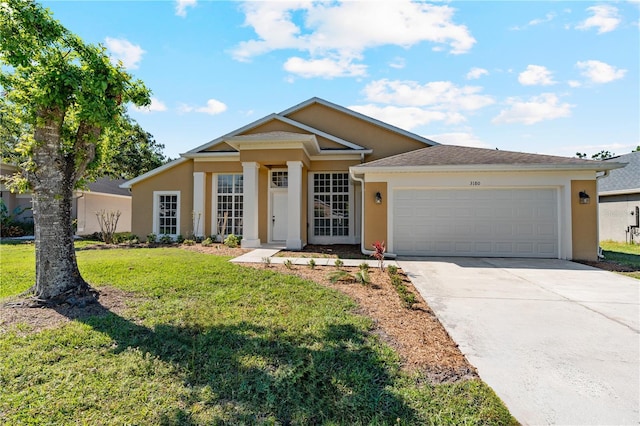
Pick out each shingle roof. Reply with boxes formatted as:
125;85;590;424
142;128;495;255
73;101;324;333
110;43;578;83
357;145;617;168
599;151;639;193
86;178;130;197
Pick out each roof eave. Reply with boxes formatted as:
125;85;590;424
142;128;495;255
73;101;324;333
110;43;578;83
120;157;189;189
350;162;625;174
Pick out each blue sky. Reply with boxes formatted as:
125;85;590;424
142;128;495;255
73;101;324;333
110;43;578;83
43;1;639;160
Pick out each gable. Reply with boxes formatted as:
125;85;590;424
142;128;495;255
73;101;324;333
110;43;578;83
282;100;434;161
243;120;346;150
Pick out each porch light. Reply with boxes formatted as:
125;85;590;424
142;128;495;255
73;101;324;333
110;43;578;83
578;191;590;204
375;192;382;204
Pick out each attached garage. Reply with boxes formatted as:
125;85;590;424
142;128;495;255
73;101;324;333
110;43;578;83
351;144;625;261
393;188;558;258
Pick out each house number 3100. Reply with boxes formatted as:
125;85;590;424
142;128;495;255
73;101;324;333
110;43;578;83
470;181;481;186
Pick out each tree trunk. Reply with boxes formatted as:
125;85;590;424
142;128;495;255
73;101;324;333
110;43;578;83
30;108;93;303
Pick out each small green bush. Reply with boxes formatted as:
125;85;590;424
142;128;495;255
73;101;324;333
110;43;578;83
201;237;214;247
176;234;185;244
354;269;371;285
359;262;370;271
308;259;316;269
387;264;398;276
146;233;157;243
284;259;294;269
159;234;173;244
334;259;344;269
224;234;240;248
327;270;353;283
182;239;196;246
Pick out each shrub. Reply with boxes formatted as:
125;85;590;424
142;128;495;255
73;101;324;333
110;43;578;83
262;256;272;267
359;262;370;271
146;233;157;243
334;259;344;269
201;237;214;247
95;209;121;244
159;234;173;244
387;264;398;276
327;270;353;283
176;234;185;244
389;273;416;309
284;259;294;269
308;259;316;269
224;234;240;248
112;232;137;244
183;239;196;246
354;269;371;285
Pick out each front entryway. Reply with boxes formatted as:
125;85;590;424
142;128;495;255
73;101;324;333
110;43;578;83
271;191;288;241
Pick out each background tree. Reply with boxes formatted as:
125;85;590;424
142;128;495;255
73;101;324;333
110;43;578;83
0;0;150;304
590;150;615;160
102;115;167;179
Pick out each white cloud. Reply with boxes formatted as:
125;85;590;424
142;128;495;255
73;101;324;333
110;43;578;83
568;80;582;88
179;99;227;115
518;65;556;86
232;1;475;77
104;37;145;69
576;60;626;83
492;93;573;125
389;57;406;70
132;97;167;113
576;5;621;34
511;12;556;30
466;67;488;80
175;0;197;17
349;104;465;130
426;132;491;148
284;56;367;78
363;79;495;111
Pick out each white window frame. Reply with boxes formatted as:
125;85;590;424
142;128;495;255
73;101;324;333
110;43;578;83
212;174;244;238
153;191;181;238
307;172;355;244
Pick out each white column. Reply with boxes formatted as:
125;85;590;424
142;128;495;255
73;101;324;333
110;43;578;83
241;162;261;248
192;172;205;238
286;161;303;250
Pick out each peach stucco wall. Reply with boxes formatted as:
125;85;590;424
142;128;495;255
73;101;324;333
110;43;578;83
363;182;387;250
131;160;193;240
571;180;598;261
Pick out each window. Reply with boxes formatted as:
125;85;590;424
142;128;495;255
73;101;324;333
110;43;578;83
153;191;180;237
216;174;243;236
312;173;349;237
271;171;288;188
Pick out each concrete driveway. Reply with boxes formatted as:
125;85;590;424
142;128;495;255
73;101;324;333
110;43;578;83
398;257;639;425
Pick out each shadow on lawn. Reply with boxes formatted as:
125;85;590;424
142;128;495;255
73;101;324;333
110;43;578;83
59;301;419;425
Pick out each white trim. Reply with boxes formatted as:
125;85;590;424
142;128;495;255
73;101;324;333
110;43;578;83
75;191;131;200
241;162;261;248
211;173;245;240
152;191;181;238
121;158;189;189
307;171;356;245
268;168;288;243
351;163;622;174
193;172;205;237
189;153;241;161
286;161;303;250
599;188;640;197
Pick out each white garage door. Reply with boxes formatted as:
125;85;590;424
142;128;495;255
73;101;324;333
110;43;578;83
393;188;558;258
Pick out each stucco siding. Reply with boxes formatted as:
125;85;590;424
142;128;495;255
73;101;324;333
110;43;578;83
571;180;598;261
76;193;131;235
131;160;194;240
285;103;428;161
363;182;387;250
599;194;640;243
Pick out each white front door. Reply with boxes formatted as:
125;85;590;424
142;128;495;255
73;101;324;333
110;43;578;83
271;191;288;241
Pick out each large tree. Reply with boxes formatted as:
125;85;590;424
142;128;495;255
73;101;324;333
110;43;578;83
0;0;150;304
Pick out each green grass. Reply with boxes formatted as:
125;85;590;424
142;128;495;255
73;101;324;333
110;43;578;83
0;245;516;425
600;240;640;279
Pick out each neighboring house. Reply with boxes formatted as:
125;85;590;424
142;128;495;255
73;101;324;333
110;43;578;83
598;152;639;243
0;163;131;235
122;97;623;261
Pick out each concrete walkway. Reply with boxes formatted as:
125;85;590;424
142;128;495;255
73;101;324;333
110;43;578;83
399;257;640;425
230;247;398;268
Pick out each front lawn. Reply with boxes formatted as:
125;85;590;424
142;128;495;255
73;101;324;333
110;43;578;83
0;244;515;424
600;240;640;279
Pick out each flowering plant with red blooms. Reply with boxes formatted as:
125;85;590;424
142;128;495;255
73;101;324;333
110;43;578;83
371;241;386;270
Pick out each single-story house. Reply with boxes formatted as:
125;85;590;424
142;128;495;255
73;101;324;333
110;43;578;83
0;163;132;235
122;97;624;261
598;151;639;243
